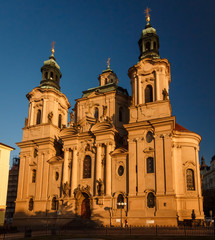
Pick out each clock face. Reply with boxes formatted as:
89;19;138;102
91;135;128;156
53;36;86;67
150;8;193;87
146;131;154;143
118;165;124;176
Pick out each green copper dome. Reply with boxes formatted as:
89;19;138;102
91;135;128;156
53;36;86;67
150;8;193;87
40;50;62;91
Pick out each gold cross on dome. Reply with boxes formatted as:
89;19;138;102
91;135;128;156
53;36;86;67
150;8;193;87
144;7;151;24
107;58;111;68
51;41;55;54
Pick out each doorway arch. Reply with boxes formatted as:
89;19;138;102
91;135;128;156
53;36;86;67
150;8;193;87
81;193;91;218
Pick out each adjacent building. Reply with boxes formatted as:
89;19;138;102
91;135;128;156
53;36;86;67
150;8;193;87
14;13;204;226
0;143;14;226
200;156;215;217
5;157;20;223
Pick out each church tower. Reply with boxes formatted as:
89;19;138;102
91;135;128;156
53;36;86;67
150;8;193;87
14;45;70;220
124;9;204;225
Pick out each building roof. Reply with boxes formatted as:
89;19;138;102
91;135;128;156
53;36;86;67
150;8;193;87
82;83;129;98
175;123;190;132
0;142;15;150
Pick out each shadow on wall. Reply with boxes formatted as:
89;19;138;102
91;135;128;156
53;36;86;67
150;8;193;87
12;209;104;230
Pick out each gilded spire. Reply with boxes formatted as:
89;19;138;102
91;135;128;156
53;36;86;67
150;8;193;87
51;41;55;56
107;57;111;69
144;7;151;25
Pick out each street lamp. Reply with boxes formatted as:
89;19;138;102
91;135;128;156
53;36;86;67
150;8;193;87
117;202;127;227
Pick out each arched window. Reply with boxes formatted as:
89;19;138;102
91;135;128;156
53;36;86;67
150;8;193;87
147;192;155;208
32;169;36;183
51;197;59;210
28;198;34;211
58;114;62;128
36;109;41;125
145;85;153;103
94;107;99;120
145;41;151;51
83;155;91;178
186;169;195;190
44;72;48;79
117;194;124;209
50;72;53;79
105;78;107;84
153;42;157;50
119;107;123;122
147;157;154;173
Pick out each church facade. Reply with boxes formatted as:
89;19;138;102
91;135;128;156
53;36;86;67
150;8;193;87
14;16;204;226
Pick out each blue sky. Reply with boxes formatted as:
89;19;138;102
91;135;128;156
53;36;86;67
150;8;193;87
0;0;214;166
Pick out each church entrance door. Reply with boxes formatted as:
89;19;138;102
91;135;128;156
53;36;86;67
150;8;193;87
81;193;91;219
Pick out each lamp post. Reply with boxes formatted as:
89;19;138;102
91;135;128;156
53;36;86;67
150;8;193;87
117;202;127;227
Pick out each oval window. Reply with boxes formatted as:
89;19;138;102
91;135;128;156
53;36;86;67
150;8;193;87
146;131;154;143
118;165;124;176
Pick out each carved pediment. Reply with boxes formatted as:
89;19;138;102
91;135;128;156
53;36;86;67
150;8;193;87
47;155;63;164
73;184;91;198
111;147;128;156
91;119;115;132
143;147;154;153
87;91;104;99
183;161;196;167
29;161;37;166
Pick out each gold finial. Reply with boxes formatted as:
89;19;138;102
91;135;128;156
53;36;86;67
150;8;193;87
51;41;55;55
144;7;151;24
107;57;111;69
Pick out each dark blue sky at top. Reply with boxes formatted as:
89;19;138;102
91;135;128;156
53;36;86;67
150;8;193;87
0;0;214;166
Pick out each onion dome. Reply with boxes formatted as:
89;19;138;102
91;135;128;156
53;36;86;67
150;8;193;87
138;8;160;60
40;42;62;91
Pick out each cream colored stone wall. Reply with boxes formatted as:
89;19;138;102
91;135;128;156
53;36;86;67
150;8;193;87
0;143;14;225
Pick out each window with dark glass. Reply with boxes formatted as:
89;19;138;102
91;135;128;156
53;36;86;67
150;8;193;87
145;41;151;51
118;165;124;176
117;194;124;209
147;192;155;208
186;169;195;190
119;107;123;122
145;85;153;103
83;155;91;178
147;157;154;173
55;171;59;181
44;72;48;79
32;169;36;183
51;197;59;210
146;131;154;143
50;71;53;79
29;198;34;211
58;114;62;128
153;42;157;50
94;107;99;119
36;109;41;125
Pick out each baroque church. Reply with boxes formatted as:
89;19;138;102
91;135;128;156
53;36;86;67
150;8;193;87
14;12;204;226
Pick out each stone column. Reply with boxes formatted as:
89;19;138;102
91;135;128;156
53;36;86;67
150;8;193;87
106;142;112;196
135;76;138;105
63;148;69;183
96;144;102;181
35;153;44;200
16;155;26;200
30;102;35;126
42;99;47;123
23;156;30;199
71;147;78;193
128;139;137;196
